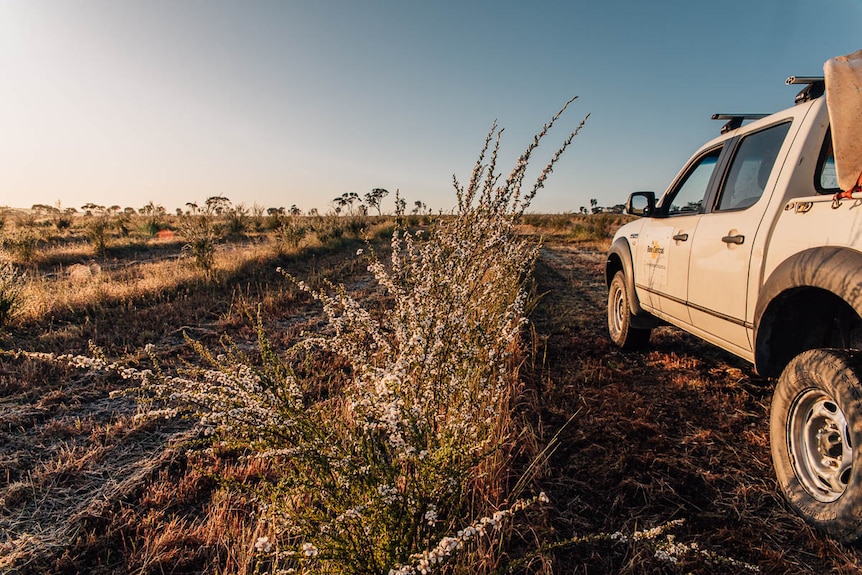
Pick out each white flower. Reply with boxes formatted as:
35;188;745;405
254;536;272;553
302;542;318;557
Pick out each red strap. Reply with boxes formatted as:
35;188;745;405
833;171;862;202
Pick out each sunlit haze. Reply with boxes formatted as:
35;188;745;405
1;0;860;214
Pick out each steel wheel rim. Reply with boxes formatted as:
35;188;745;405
788;388;852;502
610;283;625;337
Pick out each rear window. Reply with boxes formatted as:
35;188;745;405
816;129;840;194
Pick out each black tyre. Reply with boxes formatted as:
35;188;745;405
607;271;651;350
771;348;862;543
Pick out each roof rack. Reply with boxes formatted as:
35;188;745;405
711;113;769;134
786;76;825;104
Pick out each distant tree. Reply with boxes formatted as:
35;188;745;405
225;202;249;235
412;200;427;215
53;203;74;229
205;196;232;215
345;192;360;212
289;205;302;217
141;201;166;235
31;204;57;214
364;188;389;216
332;192;360;215
81;203;103;216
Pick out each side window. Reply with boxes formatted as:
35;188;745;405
663;148;721;216
716;122;791;211
816;129;839;193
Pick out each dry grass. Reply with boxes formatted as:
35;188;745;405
1;216;860;573
1;224;379;574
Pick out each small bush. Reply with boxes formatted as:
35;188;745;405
2;227;41;264
273;219;307;254
225;203;249;236
84;212;112;255
178;201;223;274
0;258;24;327
311;216;345;246
54;216;73;230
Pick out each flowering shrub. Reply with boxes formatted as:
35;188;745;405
64;99;587;574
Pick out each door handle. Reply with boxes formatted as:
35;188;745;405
722;234;745;245
672;233;689;241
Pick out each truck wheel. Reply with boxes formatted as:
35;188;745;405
607;271;651;350
771;348;862;543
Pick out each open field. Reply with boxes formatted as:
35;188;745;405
2;212;862;573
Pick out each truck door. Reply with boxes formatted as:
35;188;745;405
687;121;792;351
636;146;723;323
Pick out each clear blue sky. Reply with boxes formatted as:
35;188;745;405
1;0;860;214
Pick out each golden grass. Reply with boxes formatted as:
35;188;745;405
17;241;271;323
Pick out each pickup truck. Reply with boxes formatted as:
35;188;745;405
605;63;862;542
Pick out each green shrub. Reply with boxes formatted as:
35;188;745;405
84;212;112;255
178;200;223;273
273;219;307;254
312;216;345;246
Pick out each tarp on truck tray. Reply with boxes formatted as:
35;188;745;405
824;49;862;192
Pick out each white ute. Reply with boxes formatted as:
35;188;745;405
606;50;862;542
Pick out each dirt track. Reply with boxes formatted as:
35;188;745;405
529;243;862;573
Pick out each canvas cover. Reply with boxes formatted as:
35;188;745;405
824;49;862;192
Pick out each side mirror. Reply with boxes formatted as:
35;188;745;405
626;191;656;216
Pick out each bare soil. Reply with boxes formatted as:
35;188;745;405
2;236;862;573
